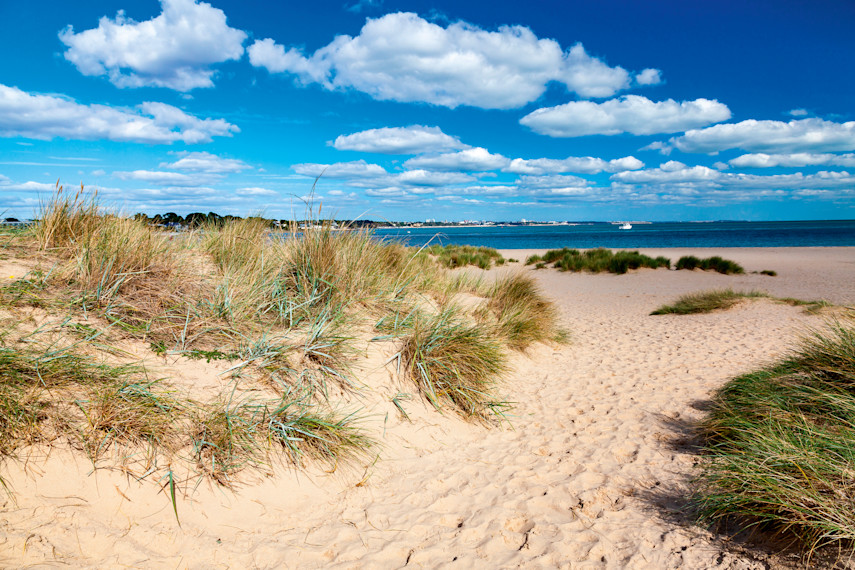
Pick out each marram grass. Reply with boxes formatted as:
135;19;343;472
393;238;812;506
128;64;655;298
676;255;744;274
480;273;562;350
695;317;855;554
399;307;509;418
0;184;564;495
651;289;831;315
526;247;670;274
651;289;768;315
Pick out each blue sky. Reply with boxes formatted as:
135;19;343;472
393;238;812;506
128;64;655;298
1;0;853;221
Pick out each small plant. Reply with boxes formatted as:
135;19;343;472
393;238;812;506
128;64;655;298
676;255;744;274
481;273;559;351
426;244;505;270
264;391;371;464
82;380;179;465
652;290;831;316
192;399;261;486
398;308;508;418
651;289;768;315
525;248;669;274
759;269;777;276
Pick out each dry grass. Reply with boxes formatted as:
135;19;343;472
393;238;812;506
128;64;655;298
399;307;509;418
0;185;562;497
480;273;561;350
652;289;831;316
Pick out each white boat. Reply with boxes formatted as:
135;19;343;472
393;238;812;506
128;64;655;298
619;222;632;230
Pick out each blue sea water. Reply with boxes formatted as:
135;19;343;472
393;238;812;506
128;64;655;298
372;220;855;249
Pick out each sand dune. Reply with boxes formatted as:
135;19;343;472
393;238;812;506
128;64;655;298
2;247;853;568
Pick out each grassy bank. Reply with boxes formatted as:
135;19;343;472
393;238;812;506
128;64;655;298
652;289;831;315
0;185;561;497
695;316;855;555
526;247;670;274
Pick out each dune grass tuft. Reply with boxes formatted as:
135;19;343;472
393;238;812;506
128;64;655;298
82;379;179;465
480;273;561;350
399;308;508;418
264;392;372;464
651;289;768;315
676;255;744;274
695;318;855;553
193;400;262;486
526;248;669;274
425;244;505;270
652;289;831;316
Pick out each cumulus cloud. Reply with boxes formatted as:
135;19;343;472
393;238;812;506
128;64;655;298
393;169;475;187
403;148;509;171
516;174;590;189
520;95;731;137
249;12;649;109
160;151;250;173
0;180;56;192
635;68;662;86
59;0;247;91
729;152;855;168
332;125;468;154
236;187;278;197
611;161;721;183
114;170;212;186
611;163;855;194
0;84;238;143
292;160;388;179
505;155;643;175
671;118;855;154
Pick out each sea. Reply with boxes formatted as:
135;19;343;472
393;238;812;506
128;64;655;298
372;220;855;250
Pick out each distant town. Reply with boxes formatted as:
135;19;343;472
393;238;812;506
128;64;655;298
1;213;647;230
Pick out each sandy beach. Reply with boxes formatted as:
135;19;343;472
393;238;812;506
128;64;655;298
1;247;853;568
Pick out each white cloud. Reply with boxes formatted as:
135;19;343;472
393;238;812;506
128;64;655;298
635;68;662;86
403;147;509;171
520;95;731;137
640;140;672;155
611;164;855;193
331;125;468;154
612;162;721;183
249;12;648;109
517;174;590;189
729;152;855;168
59;0;246;91
292;160;388;179
452;185;519;196
160;151;250;173
0;84;237;143
393;169;475;187
788;108;809;117
505;155;643;175
236;187;278;197
114;170;212;186
671;118;855;154
0;180;56;192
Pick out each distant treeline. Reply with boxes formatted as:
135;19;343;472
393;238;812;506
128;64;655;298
131;212;411;229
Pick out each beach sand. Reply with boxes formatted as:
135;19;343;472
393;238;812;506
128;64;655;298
1;247;853;568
